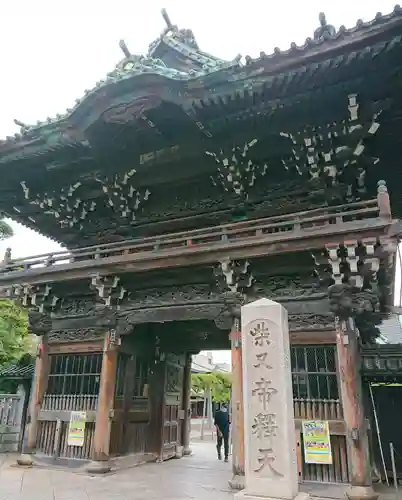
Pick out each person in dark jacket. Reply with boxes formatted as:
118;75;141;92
214;403;230;462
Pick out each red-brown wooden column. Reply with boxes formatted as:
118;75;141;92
87;330;118;473
336;318;378;500
182;353;192;456
229;317;245;490
18;334;50;465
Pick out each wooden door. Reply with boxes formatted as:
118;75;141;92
161;355;184;461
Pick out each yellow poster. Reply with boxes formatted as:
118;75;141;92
302;420;332;465
67;411;86;447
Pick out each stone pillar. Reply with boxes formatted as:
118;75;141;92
87;330;118;474
336;318;378;500
236;299;308;500
182;353;192;456
229;316;245;490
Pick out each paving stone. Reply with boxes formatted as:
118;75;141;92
0;442;233;500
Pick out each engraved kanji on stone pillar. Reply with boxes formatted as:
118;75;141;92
236;298;308;500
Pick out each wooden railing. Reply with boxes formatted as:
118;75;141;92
293;398;343;421
0;199;382;277
42;394;98;412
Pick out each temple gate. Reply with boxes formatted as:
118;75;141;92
0;7;401;497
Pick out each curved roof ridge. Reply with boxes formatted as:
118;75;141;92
2;6;401;145
244;6;402;65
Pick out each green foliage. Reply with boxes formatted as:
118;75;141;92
0;219;13;240
191;371;232;403
0;300;29;366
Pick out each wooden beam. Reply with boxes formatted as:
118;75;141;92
38;410;97;422
48;340;103;354
290;330;336;344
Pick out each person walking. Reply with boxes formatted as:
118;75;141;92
214;403;230;462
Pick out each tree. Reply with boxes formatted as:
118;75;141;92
0;300;29;367
191;372;232;403
0;219;13;240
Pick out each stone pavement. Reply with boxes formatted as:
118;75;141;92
1;442;400;500
0;441;233;500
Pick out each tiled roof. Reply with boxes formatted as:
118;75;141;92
362;345;402;378
245;7;402;65
1;7;401;146
0;362;34;380
377;315;402;344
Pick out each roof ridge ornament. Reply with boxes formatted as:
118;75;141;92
314;12;336;41
119;40;131;59
161;8;177;35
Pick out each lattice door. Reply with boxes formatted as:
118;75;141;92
161;356;184;461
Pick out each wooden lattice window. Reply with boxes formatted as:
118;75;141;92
47;353;102;396
134;357;150;398
291;345;338;400
114;354;150;399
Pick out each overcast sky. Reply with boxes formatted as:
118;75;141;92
0;1;398;362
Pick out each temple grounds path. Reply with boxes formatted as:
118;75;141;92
0;441;233;500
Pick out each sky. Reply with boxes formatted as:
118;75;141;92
0;1;399;363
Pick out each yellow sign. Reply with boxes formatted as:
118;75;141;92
67;411;86;447
302;420;332;465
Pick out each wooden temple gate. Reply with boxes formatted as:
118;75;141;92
1;8;402;496
0;191;395;484
25;322;351;482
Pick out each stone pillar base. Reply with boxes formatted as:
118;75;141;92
229;473;245;490
183;446;192;456
346;486;378;500
236;492;309;500
16;453;34;467
86;460;112;474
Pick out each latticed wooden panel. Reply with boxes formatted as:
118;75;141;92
301;433;349;483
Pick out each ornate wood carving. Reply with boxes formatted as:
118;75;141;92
252;275;324;299
129;284;220;306
288;313;335;331
28;311;52;336
48;327;103;343
56;298;97;317
121;303;228;326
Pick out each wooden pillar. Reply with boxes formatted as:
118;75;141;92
181;353;192;456
17;334;49;466
229;317;245;490
148;358;166;461
336;318;378;500
27;335;49;452
88;331;118;473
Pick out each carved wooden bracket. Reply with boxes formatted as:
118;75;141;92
90;273;127;307
214;258;254;295
28;311;52;336
6;283;60;312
